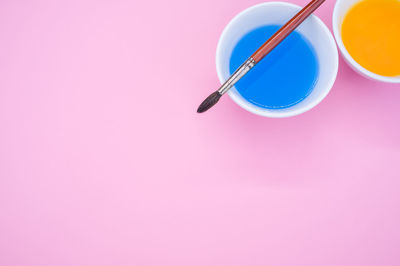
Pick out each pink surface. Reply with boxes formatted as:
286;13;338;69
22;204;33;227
0;0;400;265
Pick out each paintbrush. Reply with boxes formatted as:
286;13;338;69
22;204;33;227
197;0;326;113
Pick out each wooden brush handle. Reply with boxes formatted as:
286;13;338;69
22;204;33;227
251;0;325;63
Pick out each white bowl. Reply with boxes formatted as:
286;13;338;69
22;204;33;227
333;0;400;83
216;2;339;118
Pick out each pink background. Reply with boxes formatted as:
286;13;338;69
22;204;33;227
1;0;400;265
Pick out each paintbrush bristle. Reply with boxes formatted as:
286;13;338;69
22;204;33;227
197;91;222;113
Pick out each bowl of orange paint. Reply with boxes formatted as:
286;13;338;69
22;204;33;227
333;0;400;83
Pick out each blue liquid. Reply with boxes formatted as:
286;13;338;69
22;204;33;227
229;25;319;109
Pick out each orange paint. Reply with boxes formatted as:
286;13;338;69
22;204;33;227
341;0;400;77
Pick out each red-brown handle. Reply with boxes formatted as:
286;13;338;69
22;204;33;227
251;0;325;63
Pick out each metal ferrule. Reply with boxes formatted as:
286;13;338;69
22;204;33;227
218;58;256;95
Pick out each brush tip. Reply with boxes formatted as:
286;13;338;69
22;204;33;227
197;91;222;113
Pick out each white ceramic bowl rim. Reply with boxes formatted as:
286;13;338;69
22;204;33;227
216;2;339;118
332;0;400;83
